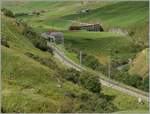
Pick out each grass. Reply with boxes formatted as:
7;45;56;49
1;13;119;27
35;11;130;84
129;48;149;77
62;1;149;28
2;16;102;112
102;86;149;113
2;47;94;112
54;43;80;64
3;1;148;45
1;1;149;112
64;31;135;60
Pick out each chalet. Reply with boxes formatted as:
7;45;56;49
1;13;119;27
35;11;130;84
69;23;104;32
41;31;64;44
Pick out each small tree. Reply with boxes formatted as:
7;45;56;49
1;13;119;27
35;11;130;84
1;8;14;17
22;26;48;51
79;71;101;94
83;54;99;70
1;37;9;48
63;68;80;83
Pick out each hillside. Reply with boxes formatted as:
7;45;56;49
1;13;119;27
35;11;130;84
129;48;149;78
62;1;149;45
1;1;149;113
1;16;107;113
3;1;148;46
1;14;149;113
64;31;134;60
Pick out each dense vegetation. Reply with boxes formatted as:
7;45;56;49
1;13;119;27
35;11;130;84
63;69;101;94
64;43;149;92
1;8;15;17
22;25;48;51
110;64;149;92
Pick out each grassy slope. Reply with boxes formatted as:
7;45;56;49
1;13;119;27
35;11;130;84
64;31;134;61
3;0;148;75
63;1;149;27
62;1;149;46
3;1;148;34
2;1;115;31
1;1;149;112
2;16;99;112
129;48;149;77
3;1;148;44
102;86;148;112
3;1;148;75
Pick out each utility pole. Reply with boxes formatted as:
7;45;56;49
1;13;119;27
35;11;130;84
108;56;111;86
62;35;65;54
62;36;64;48
80;51;82;65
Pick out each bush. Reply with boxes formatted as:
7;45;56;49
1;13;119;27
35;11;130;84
79;71;101;94
23;26;49;51
15;13;28;17
142;76;149;92
95;98;117;112
59;98;74;113
63;68;80;83
63;68;101;94
1;8;14;17
111;68;149;92
82;54;106;73
25;52;59;70
1;37;9;48
69;26;81;30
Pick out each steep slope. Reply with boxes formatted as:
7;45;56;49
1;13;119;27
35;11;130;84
129;48;149;78
62;1;149;46
1;16;109;113
3;1;148;45
64;31;134;60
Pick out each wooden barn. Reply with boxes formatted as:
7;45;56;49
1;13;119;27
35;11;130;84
69;23;104;32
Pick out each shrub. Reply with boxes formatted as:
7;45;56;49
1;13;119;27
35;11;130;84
1;8;14;17
95;98;117;112
1;37;9;48
63;68;80;83
111;68;149;92
82;54;106;72
23;26;49;51
59;98;74;113
69;26;81;30
25;52;59;70
34;39;47;51
65;44;79;54
15;13;28;17
79;71;101;94
127;75;143;88
142;76;149;92
63;69;101;94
